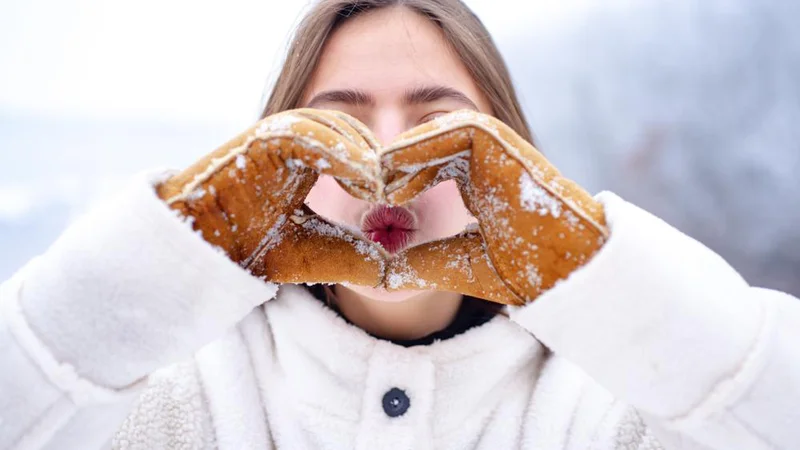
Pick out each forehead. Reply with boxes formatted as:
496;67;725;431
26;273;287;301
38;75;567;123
303;7;488;109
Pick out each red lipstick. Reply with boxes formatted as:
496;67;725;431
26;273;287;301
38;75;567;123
361;205;417;254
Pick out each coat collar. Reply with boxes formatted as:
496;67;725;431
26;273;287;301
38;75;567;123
196;284;549;447
265;284;545;367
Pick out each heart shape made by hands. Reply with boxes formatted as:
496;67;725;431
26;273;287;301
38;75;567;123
164;108;608;306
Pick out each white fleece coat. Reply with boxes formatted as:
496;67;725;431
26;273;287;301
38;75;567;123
0;171;798;450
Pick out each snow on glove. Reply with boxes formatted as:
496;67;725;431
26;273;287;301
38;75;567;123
381;110;610;306
156;108;387;287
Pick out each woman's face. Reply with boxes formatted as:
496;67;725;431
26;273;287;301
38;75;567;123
302;6;493;302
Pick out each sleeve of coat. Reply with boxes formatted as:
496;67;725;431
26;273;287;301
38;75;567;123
0;170;278;449
508;191;800;450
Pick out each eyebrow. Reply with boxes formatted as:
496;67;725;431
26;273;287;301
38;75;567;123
306;85;479;110
306;89;373;107
404;85;479;109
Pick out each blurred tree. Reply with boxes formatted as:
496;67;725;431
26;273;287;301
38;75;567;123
505;0;800;295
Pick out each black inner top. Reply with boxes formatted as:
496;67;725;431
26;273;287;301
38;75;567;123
305;285;497;347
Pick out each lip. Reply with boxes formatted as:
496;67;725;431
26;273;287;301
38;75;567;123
361;205;417;254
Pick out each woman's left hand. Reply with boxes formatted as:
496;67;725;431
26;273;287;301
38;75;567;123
381;110;610;306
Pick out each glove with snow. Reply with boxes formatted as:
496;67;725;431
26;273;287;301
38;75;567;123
156;108;386;287
157;108;608;306
381;110;610;306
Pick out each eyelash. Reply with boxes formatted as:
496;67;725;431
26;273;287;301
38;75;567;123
419;111;448;124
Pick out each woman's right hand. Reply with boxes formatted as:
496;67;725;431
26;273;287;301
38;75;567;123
156;108;385;287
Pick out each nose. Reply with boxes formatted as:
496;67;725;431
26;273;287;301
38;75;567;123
370;109;408;146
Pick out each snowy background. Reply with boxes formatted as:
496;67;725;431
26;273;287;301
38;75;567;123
1;0;798;295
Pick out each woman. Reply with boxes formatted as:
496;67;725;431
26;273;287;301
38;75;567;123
1;0;798;449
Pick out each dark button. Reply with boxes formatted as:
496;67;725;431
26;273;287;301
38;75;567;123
382;387;410;418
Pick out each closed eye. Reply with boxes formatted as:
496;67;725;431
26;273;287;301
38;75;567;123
419;111;449;124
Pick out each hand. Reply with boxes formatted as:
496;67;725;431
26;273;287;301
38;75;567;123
381;110;610;306
156;108;386;287
156;108;607;306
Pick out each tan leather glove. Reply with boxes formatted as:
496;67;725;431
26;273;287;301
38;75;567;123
381;110;610;306
156;108;386;287
156;107;606;306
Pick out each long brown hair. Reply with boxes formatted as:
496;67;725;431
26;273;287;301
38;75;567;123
262;0;533;144
263;0;530;317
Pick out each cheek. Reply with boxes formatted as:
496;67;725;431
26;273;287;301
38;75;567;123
413;180;476;239
305;175;368;227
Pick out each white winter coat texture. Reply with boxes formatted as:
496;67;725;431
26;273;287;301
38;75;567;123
1;171;799;450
